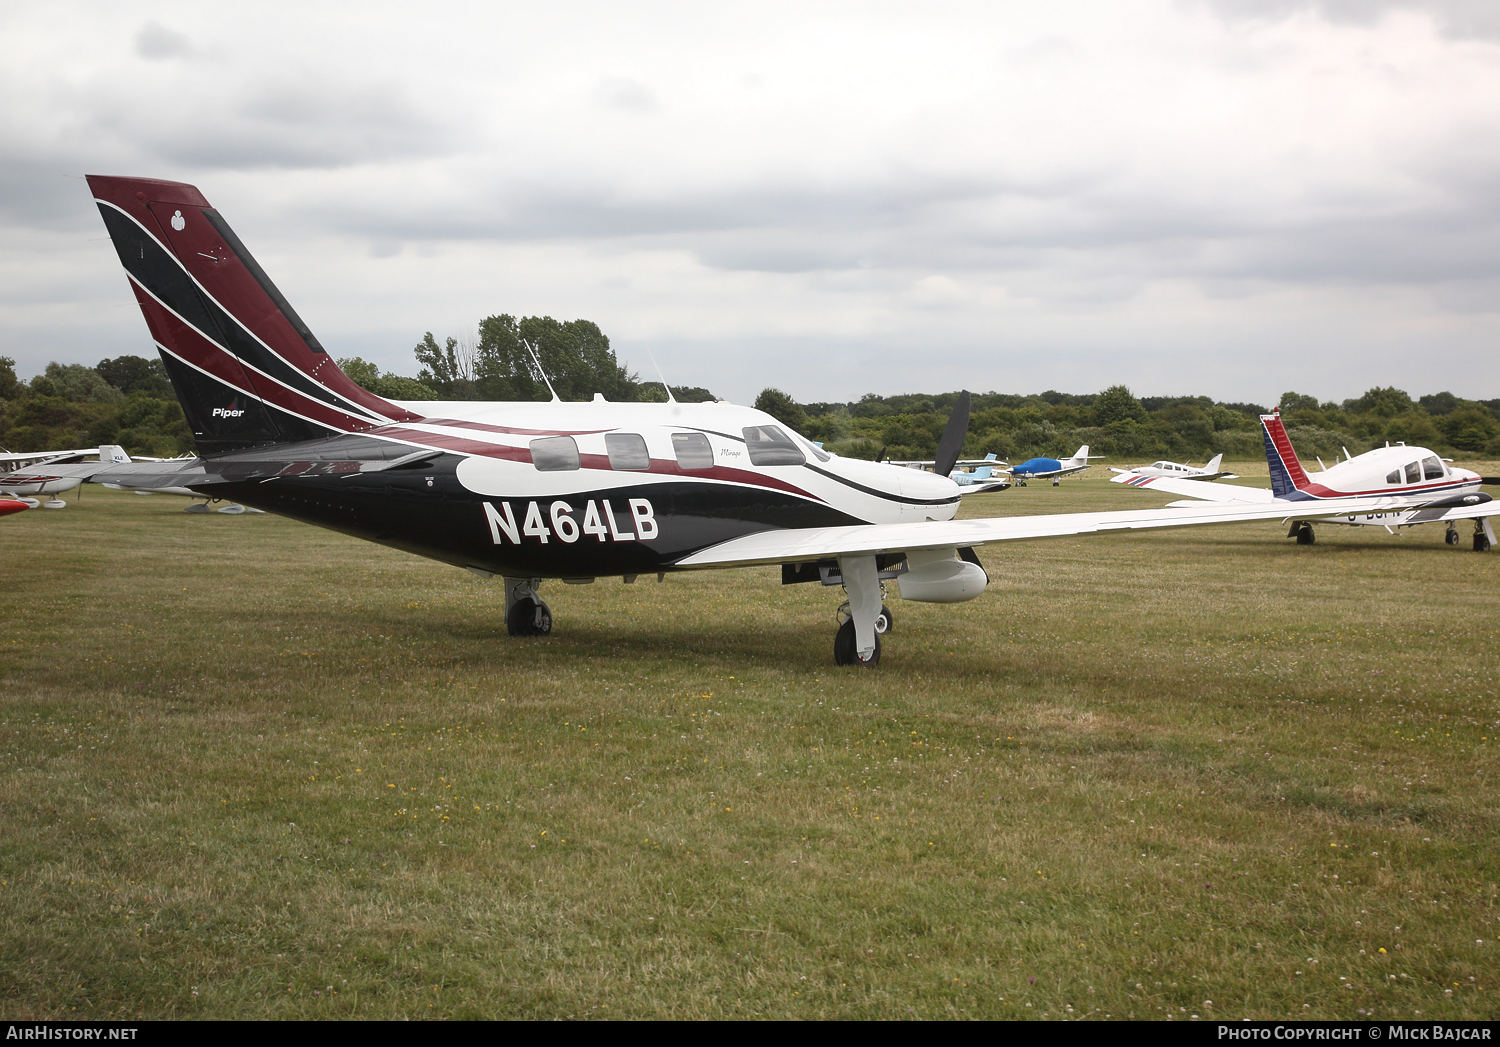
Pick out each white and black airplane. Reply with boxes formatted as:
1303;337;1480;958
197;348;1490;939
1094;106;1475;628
37;175;1500;667
1113;412;1500;549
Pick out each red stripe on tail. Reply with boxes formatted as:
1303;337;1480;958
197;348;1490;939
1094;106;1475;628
1261;412;1310;490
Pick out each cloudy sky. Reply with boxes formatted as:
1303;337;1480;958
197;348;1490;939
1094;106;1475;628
2;0;1498;406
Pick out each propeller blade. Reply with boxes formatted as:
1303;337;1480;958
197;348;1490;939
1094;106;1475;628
876;445;887;463
932;390;971;478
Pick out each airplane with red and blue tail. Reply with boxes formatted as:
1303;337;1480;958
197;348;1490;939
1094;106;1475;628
1112;411;1500;550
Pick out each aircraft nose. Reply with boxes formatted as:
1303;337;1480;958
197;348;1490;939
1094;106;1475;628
900;468;960;503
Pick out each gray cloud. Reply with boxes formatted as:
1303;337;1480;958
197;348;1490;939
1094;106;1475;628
1198;0;1500;40
134;20;193;60
594;76;657;112
3;1;1499;405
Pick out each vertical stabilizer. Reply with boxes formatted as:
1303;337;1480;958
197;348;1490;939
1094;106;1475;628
1204;453;1223;473
85;175;422;456
1261;412;1311;498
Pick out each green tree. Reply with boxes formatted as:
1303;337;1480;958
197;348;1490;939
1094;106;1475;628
1091;385;1144;426
1343;387;1413;418
1278;391;1320;414
338;356;382;391
0;357;22;401
413;333;477;399
42;363;122;404
97;355;172;396
472;315;636;401
753;388;809;433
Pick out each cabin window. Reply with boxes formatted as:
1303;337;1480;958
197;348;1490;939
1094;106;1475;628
671;433;714;470
742;426;805;467
1386;469;1401;484
1404;461;1421;484
1423;456;1445;480
530;436;579;471
605;432;650;471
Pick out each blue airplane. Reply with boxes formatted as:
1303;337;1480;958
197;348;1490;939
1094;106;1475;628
1008;445;1104;486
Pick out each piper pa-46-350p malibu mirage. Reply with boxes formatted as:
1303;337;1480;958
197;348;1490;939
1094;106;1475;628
56;175;1500;666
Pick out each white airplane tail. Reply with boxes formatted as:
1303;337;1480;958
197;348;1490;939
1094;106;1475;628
98;445;132;465
1204;452;1223;473
1065;445;1104;467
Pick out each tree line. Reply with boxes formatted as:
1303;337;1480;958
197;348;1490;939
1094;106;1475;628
751;385;1500;463
4;312;1497;464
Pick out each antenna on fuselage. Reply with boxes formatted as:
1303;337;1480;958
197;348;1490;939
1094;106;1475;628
644;347;677;404
523;340;561;402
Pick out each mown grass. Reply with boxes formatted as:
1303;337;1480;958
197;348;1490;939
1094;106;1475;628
1;468;1497;1020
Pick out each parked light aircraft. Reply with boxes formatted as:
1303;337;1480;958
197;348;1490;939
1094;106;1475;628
887;451;1010;494
1112;411;1500;550
3;447;259;513
52;176;1500;667
0;445;132;507
1109;453;1237;482
1008;446;1104;486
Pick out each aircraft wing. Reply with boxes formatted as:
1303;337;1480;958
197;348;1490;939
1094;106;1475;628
0;448;96;467
672;496;1463;568
1112;472;1276;503
957;480;1011;495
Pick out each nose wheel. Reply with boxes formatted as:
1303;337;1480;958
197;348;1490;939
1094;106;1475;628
1447;525;1461;546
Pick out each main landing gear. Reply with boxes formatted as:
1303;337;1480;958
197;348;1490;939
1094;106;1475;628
831;554;887;668
1288;521;1315;545
1447;525;1462;547
503;577;552;636
1474;520;1494;553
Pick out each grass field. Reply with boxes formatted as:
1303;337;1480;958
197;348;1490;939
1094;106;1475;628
1;467;1497;1020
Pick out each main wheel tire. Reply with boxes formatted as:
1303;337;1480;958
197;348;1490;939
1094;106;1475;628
876;604;894;634
1296;523;1315;545
506;597;553;636
1475;533;1491;553
833;618;881;667
1447;529;1461;547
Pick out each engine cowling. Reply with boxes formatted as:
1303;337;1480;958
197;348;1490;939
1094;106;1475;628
896;548;988;603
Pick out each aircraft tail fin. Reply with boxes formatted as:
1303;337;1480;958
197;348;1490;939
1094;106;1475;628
1204;452;1223;473
85;175;423;457
1260;412;1311;498
98;445;131;465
